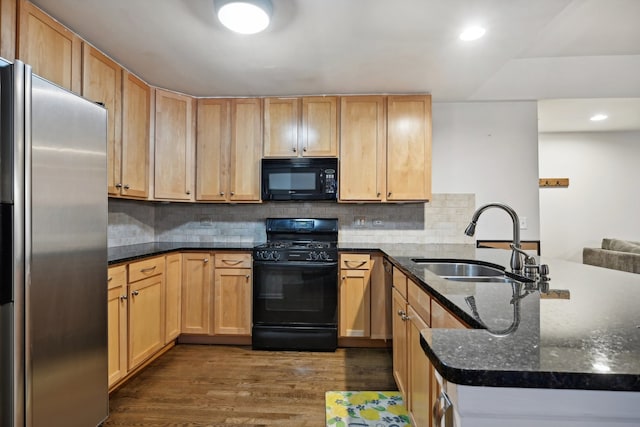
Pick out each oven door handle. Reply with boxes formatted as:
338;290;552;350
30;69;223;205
253;261;338;268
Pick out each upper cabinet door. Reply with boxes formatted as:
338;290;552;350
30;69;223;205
154;89;195;201
1;0;17;61
17;0;81;93
81;44;122;196
263;97;299;157
386;95;432;201
229;98;262;202
339;96;386;201
121;71;151;199
196;98;231;202
301;96;338;157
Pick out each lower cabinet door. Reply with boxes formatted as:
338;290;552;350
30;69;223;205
164;253;182;343
392;288;408;398
408;305;431;427
128;274;165;369
107;266;127;387
213;267;252;335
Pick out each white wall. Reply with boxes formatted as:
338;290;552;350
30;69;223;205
432;101;540;241
538;131;640;262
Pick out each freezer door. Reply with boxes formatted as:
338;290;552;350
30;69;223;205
28;75;108;426
0;58;27;427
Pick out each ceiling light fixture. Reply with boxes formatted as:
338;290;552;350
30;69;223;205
216;0;272;35
459;26;486;41
590;113;608;122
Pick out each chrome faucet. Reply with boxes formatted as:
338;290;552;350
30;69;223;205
464;203;523;273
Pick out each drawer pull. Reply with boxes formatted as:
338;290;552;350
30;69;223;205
140;266;157;273
222;259;243;266
131;290;139;296
344;260;367;268
120;295;128;301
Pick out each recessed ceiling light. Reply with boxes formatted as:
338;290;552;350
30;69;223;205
459;26;486;41
216;0;272;35
590;113;608;122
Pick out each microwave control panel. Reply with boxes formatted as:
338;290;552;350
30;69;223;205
324;169;337;194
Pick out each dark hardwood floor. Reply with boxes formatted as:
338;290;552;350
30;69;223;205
105;344;396;426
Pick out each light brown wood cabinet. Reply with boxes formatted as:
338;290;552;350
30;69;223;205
154;89;195;201
339;253;372;338
392;287;409;397
263;96;338;157
391;265;468;427
81;44;123;196
263;97;299;157
181;252;212;335
213;253;252;336
386;95;432;201
0;0;17;61
339;96;386;201
164;253;182;343
121;71;151;198
127;256;165;370
196;98;262;202
340;95;432;202
17;0;81;92
107;265;127;388
370;256;393;340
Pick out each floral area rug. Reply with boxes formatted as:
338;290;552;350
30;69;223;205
325;391;411;427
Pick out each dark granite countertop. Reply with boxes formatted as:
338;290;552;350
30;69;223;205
108;241;640;391
108;241;259;264
380;245;640;392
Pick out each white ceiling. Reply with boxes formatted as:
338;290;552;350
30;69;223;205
538;98;640;133
29;0;640;133
30;0;640;102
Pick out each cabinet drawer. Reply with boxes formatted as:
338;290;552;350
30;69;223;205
128;256;165;283
108;265;127;290
392;266;407;299
408;279;431;326
340;253;371;270
215;252;252;269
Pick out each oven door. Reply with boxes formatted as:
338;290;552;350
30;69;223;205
253;261;338;326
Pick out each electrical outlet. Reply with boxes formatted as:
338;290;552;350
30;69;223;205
519;216;528;230
354;216;367;227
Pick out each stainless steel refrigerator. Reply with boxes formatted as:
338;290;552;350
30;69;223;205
0;59;108;426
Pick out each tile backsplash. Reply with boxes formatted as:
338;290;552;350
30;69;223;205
108;193;475;247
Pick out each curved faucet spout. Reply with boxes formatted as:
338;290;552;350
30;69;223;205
464;203;523;273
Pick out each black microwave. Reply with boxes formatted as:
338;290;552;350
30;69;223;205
261;158;338;201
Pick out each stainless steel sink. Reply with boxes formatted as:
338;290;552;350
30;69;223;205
440;276;516;283
410;259;531;283
411;260;504;277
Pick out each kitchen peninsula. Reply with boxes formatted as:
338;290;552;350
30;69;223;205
109;241;640;426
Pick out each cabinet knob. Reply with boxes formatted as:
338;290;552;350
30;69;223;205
303;147;307;152
230;191;235;196
108;277;113;282
397;309;406;317
131;290;139;296
387;192;391;197
203;258;209;263
220;192;225;196
120;295;127;301
115;183;122;189
377;192;381;197
186;190;191;195
124;184;130;190
245;274;250;279
292;147;297;153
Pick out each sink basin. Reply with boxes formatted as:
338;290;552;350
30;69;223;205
440;276;517;283
411;260;504;277
411;259;533;284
